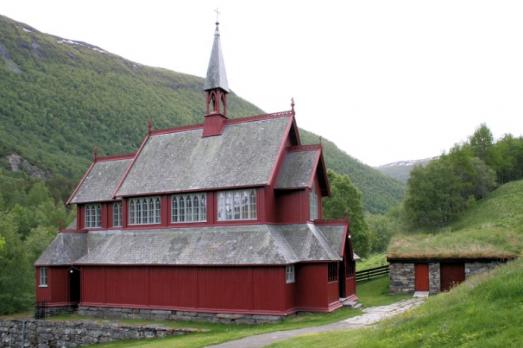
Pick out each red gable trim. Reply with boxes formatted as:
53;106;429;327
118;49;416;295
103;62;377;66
112;134;151;199
227;110;294;125
95;153;136;162
66;161;96;205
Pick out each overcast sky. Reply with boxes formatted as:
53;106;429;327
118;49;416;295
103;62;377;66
1;1;522;166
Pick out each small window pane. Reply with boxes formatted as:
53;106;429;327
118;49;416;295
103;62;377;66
85;203;101;228
113;202;122;227
286;265;295;284
39;267;48;287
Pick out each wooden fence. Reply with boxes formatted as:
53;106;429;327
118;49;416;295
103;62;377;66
355;264;389;282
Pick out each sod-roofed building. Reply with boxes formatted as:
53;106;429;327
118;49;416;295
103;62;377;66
387;237;516;294
35;22;357;321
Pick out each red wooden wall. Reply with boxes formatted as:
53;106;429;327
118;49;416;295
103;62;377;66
79;264;340;314
35;266;70;305
294;263;341;311
81;266;291;314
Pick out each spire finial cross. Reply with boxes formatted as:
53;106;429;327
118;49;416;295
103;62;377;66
215;8;221;24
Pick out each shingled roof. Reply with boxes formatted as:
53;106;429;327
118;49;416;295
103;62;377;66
116;115;292;197
35;233;87;266
276;148;320;189
68;158;131;204
36;224;347;266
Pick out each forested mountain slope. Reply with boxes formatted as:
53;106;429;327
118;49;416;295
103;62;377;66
0;14;403;212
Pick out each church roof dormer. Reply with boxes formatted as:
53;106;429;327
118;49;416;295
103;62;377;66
203;21;229;92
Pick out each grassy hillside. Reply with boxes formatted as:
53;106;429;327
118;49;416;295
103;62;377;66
0;14;403;212
388;179;523;259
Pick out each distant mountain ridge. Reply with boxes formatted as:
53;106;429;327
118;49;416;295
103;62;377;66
0;14;404;213
376;157;436;183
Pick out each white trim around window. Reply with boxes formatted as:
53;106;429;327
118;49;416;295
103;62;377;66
217;189;257;221
286;265;295;284
39;267;48;287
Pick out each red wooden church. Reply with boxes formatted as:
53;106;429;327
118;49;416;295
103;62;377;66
35;22;357;322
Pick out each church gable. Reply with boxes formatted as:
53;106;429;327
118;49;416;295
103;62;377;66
275;147;321;190
68;157;132;204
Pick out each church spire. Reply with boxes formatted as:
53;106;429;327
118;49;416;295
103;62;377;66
204;17;229;117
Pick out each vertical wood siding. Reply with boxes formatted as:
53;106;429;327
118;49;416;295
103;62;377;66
80;266;290;314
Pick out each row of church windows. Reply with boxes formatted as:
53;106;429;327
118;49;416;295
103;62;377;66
84;189;258;228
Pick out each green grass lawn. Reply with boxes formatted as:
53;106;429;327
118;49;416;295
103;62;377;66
357;276;410;307
270;258;523;348
356;253;388;271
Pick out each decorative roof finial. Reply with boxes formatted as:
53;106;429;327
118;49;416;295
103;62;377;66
291;97;295;114
214;8;221;30
147;119;153;135
93;146;98;162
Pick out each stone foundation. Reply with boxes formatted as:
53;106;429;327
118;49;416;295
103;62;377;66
0;319;194;348
389;263;415;293
78;306;283;325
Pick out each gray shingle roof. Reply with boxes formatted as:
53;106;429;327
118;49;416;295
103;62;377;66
116;116;291;197
35;233;87;266
69;158;131;204
37;224;346;266
275;149;319;189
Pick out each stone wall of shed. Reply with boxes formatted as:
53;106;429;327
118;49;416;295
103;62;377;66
429;263;440;294
389;263;415;293
465;261;501;278
0;319;193;348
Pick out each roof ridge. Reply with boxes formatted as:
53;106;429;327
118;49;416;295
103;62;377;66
147;110;294;137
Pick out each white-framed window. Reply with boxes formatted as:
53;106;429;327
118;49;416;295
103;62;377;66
310;185;318;220
128;196;161;225
286;265;295;284
85;203;101;228
171;193;207;223
39;267;48;287
217;189;257;221
112;201;122;227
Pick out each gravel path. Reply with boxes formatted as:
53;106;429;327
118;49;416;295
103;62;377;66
207;298;425;348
